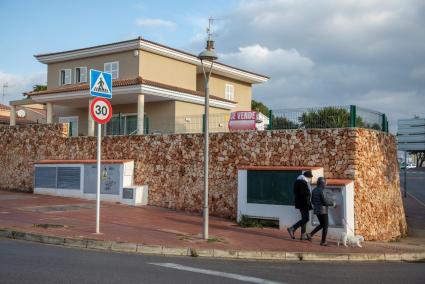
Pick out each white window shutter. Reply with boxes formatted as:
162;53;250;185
80;67;87;82
64;69;71;85
230;85;234;100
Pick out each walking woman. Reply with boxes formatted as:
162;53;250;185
307;177;336;246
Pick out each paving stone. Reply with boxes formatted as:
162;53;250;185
162;247;188;256
111;241;137;253
349;253;386;261
137;244;163;255
384;253;403;261
237;250;262;259
87;240;112;250
285;252;303;261
189;248;213;257
300;253;349;261
0;229;12;238
63;238;88;248
260;251;286;260
40;235;65;245
213;249;238;258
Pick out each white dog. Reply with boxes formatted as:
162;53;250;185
337;232;365;247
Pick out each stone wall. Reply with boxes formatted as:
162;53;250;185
0;124;406;241
353;129;407;240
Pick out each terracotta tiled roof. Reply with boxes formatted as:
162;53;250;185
25;77;236;104
34;37;270;80
0;115;35;125
0;103;11;111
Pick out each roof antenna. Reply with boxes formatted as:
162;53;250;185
2;82;8;105
205;17;216;51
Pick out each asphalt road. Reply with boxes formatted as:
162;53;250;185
0;238;424;284
400;168;425;204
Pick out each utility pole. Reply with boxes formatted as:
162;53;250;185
2;82;8;104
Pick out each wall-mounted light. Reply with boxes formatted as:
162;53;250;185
134;50;139;56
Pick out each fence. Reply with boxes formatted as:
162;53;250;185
66;105;388;137
269;105;388;133
101;113;231;136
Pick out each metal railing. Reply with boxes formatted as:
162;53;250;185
66;105;389;137
268;105;388;132
145;113;231;135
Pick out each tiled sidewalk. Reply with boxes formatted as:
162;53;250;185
0;190;422;254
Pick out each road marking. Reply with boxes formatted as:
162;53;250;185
407;192;425;208
149;262;284;284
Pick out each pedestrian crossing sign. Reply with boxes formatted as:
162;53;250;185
90;69;112;99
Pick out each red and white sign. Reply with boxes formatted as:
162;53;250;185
228;111;257;131
90;97;112;124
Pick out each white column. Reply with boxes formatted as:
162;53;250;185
88;98;95;136
46;103;53;124
10;105;16;126
137;94;145;135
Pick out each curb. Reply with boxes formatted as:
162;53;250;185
1;228;424;262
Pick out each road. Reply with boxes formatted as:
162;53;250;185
0;238;424;284
400;168;425;204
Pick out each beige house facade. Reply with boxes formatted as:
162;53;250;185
10;37;269;136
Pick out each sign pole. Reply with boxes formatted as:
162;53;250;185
96;123;101;233
90;69;113;234
404;151;407;198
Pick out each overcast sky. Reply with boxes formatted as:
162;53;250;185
0;0;424;132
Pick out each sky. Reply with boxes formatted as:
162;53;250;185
0;0;424;132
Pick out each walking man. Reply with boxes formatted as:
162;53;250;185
308;177;336;246
287;170;313;240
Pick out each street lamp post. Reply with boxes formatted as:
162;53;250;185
198;27;218;241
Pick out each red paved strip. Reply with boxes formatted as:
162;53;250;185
35;159;133;164
327;179;353;186
0;190;417;254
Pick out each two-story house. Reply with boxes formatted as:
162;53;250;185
10;37;269;136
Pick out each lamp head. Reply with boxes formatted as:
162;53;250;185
198;40;218;61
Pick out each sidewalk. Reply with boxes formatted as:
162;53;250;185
0;190;424;261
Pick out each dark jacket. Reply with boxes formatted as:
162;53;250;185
293;178;312;210
311;187;335;215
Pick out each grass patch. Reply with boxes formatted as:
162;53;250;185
207;236;225;243
33;224;67;229
237;215;279;228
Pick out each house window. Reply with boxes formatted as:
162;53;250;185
104;61;119;79
60;69;71;85
225;84;234;101
75;67;87;83
105;114;137;136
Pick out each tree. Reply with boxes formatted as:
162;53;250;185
273;116;299;129
33;85;47;92
299;107;367;129
251;99;270;116
299;107;350;128
412;151;425;167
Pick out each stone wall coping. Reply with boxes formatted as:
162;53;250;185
238;166;322;171
326;179;354;186
35;159;134;165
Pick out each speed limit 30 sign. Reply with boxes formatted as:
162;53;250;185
90;97;112;124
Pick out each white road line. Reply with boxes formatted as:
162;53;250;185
149;262;285;284
408;192;425;208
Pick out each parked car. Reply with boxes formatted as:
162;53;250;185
400;162;415;169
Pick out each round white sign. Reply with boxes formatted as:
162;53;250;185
90;97;112;124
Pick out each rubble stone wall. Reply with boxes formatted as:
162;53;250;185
0;124;406;240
